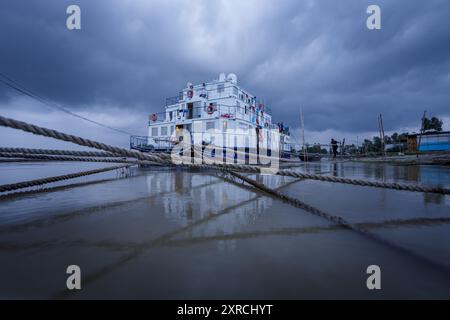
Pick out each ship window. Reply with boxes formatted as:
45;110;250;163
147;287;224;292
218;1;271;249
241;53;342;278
161;126;168;136
193;102;202;118
151;127;158;137
217;84;224;93
206;121;215;130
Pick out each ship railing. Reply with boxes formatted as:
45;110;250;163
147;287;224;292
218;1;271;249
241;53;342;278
130;135;174;152
165;86;272;115
130;135;153;152
147;104;288;133
165;92;183;106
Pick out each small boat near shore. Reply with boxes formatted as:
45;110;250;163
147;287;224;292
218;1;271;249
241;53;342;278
299;153;322;162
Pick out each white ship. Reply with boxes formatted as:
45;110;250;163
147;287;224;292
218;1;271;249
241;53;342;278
130;73;292;160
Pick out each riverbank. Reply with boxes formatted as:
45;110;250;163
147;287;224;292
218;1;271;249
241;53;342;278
352;153;450;166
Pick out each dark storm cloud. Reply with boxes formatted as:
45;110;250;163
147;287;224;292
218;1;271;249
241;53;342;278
1;0;449;134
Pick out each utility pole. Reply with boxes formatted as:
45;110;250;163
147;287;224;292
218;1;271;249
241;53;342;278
417;110;426;158
378;114;386;158
356;136;359;156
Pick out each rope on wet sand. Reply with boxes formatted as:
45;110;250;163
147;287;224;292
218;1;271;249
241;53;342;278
1;115;449;195
0;164;131;193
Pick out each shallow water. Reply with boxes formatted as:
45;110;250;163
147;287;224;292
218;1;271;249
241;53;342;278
0;161;449;299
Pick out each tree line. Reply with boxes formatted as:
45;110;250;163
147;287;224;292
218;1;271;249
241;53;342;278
295;116;444;156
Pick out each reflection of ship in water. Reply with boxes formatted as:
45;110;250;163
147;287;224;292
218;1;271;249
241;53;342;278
145;171;294;244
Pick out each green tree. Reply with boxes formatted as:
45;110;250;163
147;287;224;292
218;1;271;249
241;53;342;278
391;132;399;143
362;139;375;153
306;144;328;154
430;117;443;131
373;136;382;151
423;116;443;132
384;136;392;145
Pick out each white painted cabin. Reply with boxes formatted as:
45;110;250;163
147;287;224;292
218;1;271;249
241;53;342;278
131;73;291;157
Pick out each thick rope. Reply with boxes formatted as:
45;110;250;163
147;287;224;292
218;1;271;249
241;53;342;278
274;170;450;194
0;147;119;158
0;152;159;166
1;115;449;195
0;116;169;164
196;148;450;195
0;164;131;193
226;171;450;276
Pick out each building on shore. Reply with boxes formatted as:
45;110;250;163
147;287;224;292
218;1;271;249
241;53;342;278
407;131;450;152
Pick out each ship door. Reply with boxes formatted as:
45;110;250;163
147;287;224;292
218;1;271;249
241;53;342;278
187;103;194;120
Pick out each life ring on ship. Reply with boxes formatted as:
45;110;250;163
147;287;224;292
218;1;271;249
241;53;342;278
150;113;158;122
206;105;215;115
187;90;194;99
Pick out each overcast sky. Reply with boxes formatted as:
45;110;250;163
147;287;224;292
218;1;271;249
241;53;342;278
1;0;449;149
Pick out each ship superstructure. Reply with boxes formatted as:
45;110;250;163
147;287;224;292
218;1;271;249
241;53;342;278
130;73;291;158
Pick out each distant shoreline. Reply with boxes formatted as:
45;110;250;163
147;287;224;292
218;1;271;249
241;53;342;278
351;153;450;166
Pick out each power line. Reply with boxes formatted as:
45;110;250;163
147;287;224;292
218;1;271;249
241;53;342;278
0;72;135;136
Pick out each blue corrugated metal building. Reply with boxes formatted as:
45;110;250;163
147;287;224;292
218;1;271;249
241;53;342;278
418;131;450;152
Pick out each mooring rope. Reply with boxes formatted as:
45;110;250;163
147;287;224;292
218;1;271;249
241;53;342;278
0;116;169;163
0;152;159;166
0;164;131;193
0;147;119;158
195;149;450;195
1;115;449;195
0;177;129;201
273;170;450;194
226;170;450;276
